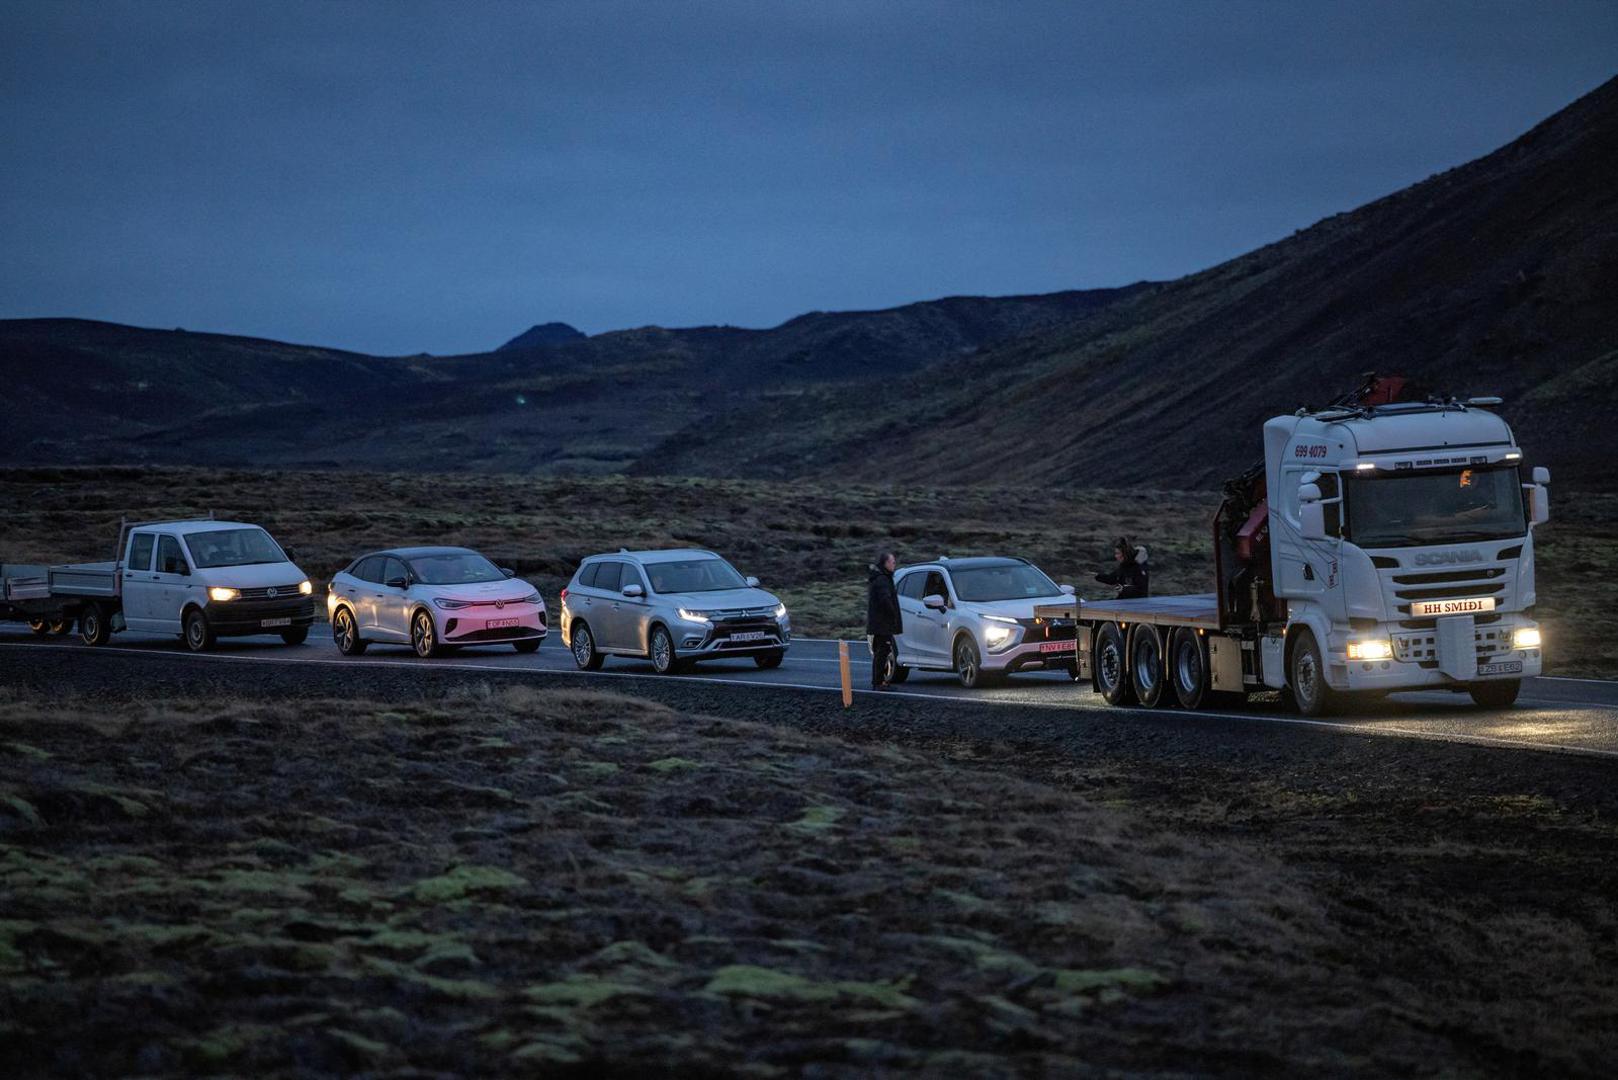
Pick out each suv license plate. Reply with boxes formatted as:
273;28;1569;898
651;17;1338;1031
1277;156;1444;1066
260;617;291;628
1478;661;1523;676
1039;640;1075;654
487;617;520;629
729;631;767;642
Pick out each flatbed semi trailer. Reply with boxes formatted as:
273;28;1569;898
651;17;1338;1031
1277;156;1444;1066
1037;378;1550;716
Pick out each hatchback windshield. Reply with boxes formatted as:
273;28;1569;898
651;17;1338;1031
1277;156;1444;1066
185;528;286;568
1345;466;1527;548
408;552;505;585
951;563;1062;602
644;558;748;594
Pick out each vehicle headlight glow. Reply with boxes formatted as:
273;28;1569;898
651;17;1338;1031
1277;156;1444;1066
433;597;471;610
774;602;788;620
1347;639;1393;661
208;587;239;602
298;579;313;595
984;625;1014;647
1512;627;1541;649
678;609;713;623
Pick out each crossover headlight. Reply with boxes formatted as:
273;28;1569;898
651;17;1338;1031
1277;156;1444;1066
677;609;713;624
1347;639;1393;661
298;579;313;595
433;597;471;610
522;592;543;606
982;615;1019;651
1512;627;1541;649
208;587;239;602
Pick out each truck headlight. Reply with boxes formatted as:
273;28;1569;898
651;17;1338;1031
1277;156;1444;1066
1512;627;1541;649
208;587;239;602
298;579;313;595
1347;639;1393;661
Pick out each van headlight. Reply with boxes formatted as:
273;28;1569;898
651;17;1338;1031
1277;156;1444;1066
208;587;240;602
1512;627;1541;649
298;579;313;595
1347;639;1393;661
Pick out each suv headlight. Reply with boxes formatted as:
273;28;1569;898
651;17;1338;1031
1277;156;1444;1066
678;609;713;624
1512;627;1541;649
208;587;239;602
774;603;788;620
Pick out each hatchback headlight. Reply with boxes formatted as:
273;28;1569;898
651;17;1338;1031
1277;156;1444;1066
1512;627;1541;650
208;587;239;602
1347;639;1393;661
433;597;471;610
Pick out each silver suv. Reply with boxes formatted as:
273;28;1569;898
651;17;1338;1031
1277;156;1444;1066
560;548;790;674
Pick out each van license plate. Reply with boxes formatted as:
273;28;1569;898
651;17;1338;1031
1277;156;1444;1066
260;617;291;628
1039;640;1075;653
487;618;520;629
1411;597;1496;617
729;631;767;642
1478;661;1523;676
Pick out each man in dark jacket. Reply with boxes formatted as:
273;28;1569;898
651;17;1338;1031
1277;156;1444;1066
1096;536;1149;599
866;551;903;690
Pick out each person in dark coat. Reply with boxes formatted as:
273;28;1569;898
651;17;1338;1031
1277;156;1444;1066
866;551;903;690
1096;536;1149;599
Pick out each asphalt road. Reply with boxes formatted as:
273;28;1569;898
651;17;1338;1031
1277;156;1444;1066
3;624;1616;760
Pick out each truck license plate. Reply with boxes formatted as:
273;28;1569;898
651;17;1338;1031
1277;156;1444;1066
1411;597;1496;618
487;617;520;629
728;631;767;642
1478;660;1523;676
1039;640;1075;654
260;617;291;628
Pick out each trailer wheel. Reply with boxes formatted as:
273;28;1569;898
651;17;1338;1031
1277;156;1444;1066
1170;627;1209;709
1130;625;1169;707
1095;622;1134;706
27;618;49;636
49;617;71;636
79;602;112;647
1467;678;1521;709
1287;629;1335;716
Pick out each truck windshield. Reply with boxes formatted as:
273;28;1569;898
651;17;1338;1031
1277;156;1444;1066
951;563;1062;602
185;528;286;568
408;552;505;585
1344;466;1526;548
645;558;748;594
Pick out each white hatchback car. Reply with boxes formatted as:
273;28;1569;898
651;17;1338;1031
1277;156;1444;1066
327;546;546;657
890;556;1078;688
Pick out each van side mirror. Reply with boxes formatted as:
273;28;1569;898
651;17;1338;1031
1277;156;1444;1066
745;575;760;588
621;583;644;598
923;593;948;611
283;546;298;562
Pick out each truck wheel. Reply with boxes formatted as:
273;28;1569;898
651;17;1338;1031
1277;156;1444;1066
570;621;604;671
332;607;367;656
49;617;71;636
650;625;681;675
27;618;48;636
1131;626;1169;707
1468;679;1522;709
1096;623;1134;706
281;626;308;646
1170;627;1209;709
183;608;216;652
77;603;112;647
1288;630;1335;716
411;610;442;658
954;635;991;689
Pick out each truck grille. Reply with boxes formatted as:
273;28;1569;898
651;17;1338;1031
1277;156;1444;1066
1393;623;1512;665
1386;565;1512;619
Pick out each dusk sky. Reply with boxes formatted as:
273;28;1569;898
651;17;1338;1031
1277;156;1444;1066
2;1;1614;356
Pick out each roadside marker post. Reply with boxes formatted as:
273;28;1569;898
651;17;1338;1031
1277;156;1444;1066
838;640;852;707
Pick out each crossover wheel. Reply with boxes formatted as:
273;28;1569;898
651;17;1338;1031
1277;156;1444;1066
1095;622;1134;706
332;607;367;656
570;622;604;671
1288;630;1335;717
1468;678;1521;709
754;650;784;669
1170;627;1209;709
78;603;112;647
650;626;680;675
954;635;990;689
513;639;541;654
1131;626;1169;707
411;610;441;658
281;626;308;646
183;608;216;653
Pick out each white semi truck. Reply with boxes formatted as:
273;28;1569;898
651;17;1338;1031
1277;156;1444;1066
1038;378;1549;715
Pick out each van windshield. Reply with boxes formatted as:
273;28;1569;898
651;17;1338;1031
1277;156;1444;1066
1345;466;1526;548
951;563;1062;602
408;552;505;585
185;528;286;568
645;558;748;594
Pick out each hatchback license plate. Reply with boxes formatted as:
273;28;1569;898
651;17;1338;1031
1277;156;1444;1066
487;617;520;629
260;617;291;628
1039;640;1075;654
1478;660;1523;676
728;631;767;642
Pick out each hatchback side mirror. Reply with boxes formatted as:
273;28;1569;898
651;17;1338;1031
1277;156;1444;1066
923;593;948;611
501;567;515;578
385;576;409;590
745;575;760;588
621;583;644;598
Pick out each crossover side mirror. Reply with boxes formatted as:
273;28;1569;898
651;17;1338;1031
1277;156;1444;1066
501;566;515;578
385;576;409;590
745;575;760;588
923;593;948;611
621;583;644;598
1059;583;1076;596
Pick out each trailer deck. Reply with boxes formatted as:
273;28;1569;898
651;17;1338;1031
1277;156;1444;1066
1033;593;1222;629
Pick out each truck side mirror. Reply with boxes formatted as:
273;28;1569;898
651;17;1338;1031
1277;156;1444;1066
1298;483;1326;542
1532;466;1550;485
1530;485;1550;526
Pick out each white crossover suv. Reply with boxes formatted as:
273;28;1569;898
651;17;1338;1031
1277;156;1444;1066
327;546;546;657
890;556;1077;688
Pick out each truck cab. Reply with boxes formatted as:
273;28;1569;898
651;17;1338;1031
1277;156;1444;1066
1264;401;1548;711
118;520;315;650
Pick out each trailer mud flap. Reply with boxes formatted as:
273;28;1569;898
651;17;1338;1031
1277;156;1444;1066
1075;628;1092;680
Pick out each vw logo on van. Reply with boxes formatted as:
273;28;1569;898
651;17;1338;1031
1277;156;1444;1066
266;587;279;598
1413;550;1485;567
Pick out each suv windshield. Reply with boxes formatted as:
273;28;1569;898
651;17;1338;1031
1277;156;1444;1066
407;552;505;585
185;528;286;568
644;558;747;594
951;563;1062;602
1345;466;1527;548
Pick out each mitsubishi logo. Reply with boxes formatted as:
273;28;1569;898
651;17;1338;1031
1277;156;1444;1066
266;587;279;598
1413;550;1485;567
